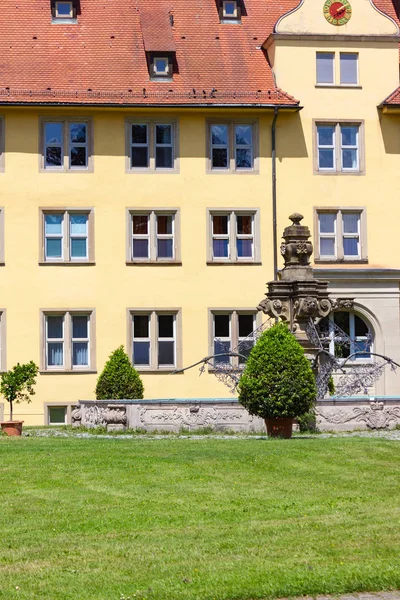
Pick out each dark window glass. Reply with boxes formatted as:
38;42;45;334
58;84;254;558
133;342;150;365
72;316;88;338
236;148;252;168
45;123;63;144
70;123;86;144
131;147;148;168
211;125;228;145
131;124;147;144
237;239;252;257
355;315;369;337
237;215;252;235
156;125;172;145
214;340;231;364
46;147;62;167
158;341;174;365
215;314;230;338
213;239;229;258
157;239;173;258
47;316;63;338
213;215;228;235
134;315;149;338
70;147;87;167
157;215;172;235
156;147;173;168
132;239;148;258
212;148;228;168
158;315;174;338
334;312;350;335
238;314;254;337
132;216;148;235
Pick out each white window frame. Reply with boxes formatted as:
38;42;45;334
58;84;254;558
128;309;181;372
132;314;151;368
55;1;74;18
127;209;180;264
41;208;94;264
41;310;95;372
315;52;359;86
207;209;260;263
207;120;259;173
223;0;238;17
41;119;92;171
314;121;364;174
315;208;367;262
210;310;259;368
127;120;178;173
323;312;372;363
153;57;170;76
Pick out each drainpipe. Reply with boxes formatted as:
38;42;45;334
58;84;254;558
271;107;279;281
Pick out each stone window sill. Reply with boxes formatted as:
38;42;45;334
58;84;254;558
39;261;96;266
40;370;97;375
315;85;362;89
314;259;368;264
126;261;182;266
207;261;262;266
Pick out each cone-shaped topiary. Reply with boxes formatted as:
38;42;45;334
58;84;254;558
95;346;144;400
238;322;316;419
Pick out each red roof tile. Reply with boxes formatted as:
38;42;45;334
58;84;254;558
380;86;400;105
0;0;301;107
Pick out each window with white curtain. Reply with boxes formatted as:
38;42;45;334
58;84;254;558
316;52;358;85
316;52;334;84
43;311;94;371
316;209;366;262
315;122;363;173
42;209;93;263
340;53;358;85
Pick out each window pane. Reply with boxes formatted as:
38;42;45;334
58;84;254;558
70;147;87;167
239;314;254;337
341;126;358;146
317;125;335;146
319;213;336;233
72;316;88;339
238;339;254;363
158;315;174;338
157;239;173;258
48;343;63;366
131;147;148;168
213;215;228;235
73;342;88;366
45;214;63;234
49;406;66;424
237;239;252;258
132;239;149;259
316;53;334;84
355;315;369;337
155;58;168;73
46;239;62;258
236;148;252;169
156;147;173;169
235;125;252;145
156;125;172;145
70;123;86;143
319;149;334;169
343;237;359;256
157;215;172;235
320;238;335;256
211;125;228;145
343;213;359;233
134;315;149;338
158;341;174;365
212;148;228;168
340;53;358;84
334;312;350;335
133;341;150;365
47;316;63;338
214;340;231;364
45;122;63;144
237;215;252;235
215;314;230;337
132;215;148;235
213;239;229;258
70;214;88;235
132;124;147;144
71;238;87;258
224;1;236;15
57;2;72;15
46;147;62;167
342;149;358;169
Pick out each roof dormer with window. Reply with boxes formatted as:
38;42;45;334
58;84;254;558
51;0;77;23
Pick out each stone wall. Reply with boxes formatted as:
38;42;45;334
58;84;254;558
73;398;400;433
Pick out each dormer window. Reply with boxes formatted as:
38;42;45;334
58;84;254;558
52;1;76;22
149;54;173;80
220;0;241;22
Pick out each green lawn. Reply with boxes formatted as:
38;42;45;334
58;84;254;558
1;436;400;600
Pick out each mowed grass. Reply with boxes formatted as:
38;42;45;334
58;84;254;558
1;437;400;600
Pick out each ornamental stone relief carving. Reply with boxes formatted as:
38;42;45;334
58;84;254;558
76;403;127;428
317;402;400;429
139;406;250;428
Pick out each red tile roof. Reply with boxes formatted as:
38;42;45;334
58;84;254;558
380;86;400;105
0;0;301;107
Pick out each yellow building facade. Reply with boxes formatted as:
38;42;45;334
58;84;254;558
1;0;400;424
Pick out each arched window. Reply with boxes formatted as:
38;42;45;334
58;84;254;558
318;311;372;361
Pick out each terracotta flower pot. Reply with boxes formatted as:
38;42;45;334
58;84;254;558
1;421;24;436
265;417;293;439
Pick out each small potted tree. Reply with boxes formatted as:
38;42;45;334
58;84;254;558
0;361;39;436
238;322;316;438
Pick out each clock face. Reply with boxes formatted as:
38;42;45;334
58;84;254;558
323;0;352;25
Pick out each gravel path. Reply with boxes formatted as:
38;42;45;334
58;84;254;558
290;594;400;600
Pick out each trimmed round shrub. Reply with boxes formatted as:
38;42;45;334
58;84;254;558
238;322;316;419
95;346;144;400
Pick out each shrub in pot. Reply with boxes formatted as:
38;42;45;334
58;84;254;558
238;323;317;438
0;361;39;436
96;346;144;400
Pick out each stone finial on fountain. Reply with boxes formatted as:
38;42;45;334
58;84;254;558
280;213;314;281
